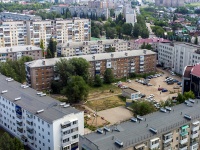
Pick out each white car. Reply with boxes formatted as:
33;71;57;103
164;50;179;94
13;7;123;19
150;94;155;97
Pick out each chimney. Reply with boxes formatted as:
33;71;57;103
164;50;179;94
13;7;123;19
42;60;45;65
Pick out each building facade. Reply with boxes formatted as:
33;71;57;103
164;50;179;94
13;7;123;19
0;18;91;49
57;39;129;57
0;75;84;150
183;64;200;97
158;42;200;74
0;45;43;62
25;50;157;90
155;0;185;7
80;100;200;150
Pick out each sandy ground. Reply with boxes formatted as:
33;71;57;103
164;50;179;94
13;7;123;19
122;71;182;102
97;106;133;125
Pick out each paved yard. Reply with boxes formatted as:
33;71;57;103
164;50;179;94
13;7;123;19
97;106;133;125
122;71;182;102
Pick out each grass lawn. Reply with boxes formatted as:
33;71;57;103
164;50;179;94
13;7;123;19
85;95;125;111
88;84;121;100
186;3;200;7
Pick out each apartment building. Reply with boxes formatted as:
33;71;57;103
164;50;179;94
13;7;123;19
183;64;200;97
57;39;129;56
25;50;157;90
80;99;200;150
0;45;42;62
158;42;200;74
0;12;42;21
0;18;90;49
0;75;84;150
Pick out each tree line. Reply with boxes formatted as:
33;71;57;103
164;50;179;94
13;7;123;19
0;56;33;83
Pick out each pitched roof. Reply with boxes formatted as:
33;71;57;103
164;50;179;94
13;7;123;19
183;66;193;78
191;64;200;77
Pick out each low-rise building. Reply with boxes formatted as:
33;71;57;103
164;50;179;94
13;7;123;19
0;74;84;150
183;64;200;97
158;42;200;74
80;99;200;150
0;45;43;62
130;37;170;51
57;39;129;56
25;50;157;90
122;87;140;100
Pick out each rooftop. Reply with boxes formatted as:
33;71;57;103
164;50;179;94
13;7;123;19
0;74;80;123
58;39;127;48
133;37;170;44
183;66;193;78
0;45;42;53
191;63;200;77
81;99;200;150
122;87;139;94
26;50;156;68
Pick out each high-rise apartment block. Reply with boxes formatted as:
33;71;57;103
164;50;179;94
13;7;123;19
25;50;157;91
80;100;200;150
57;39;129;57
155;0;185;7
0;74;84;150
0;17;91;49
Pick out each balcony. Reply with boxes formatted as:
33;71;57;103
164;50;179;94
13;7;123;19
180;138;188;145
192;126;199;132
54;76;60;81
150;138;159;150
191;132;199;139
26;120;33;128
131;62;135;66
27;127;34;135
190;142;198;150
150;143;159;149
16;114;23;121
179;145;187;150
17;127;23;134
27;135;34;143
140;61;144;65
96;67;100;70
16;121;23;127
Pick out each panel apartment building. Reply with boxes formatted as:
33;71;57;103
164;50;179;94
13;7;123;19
0;17;91;49
25;50;157;90
57;39;129;57
80;100;200;150
0;75;84;150
0;45;43;62
158;42;200;75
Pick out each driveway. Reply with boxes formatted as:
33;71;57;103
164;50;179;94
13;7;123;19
97;106;132;125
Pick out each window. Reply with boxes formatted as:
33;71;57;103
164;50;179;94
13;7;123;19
48;132;50;135
63;138;69;143
48;139;50;143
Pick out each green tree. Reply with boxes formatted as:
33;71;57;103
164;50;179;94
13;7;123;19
133;23;140;38
184;90;195;100
40;39;45;57
69;58;90;82
104;68;114;84
91;27;100;38
122;23;133;36
51;81;62;94
131;100;156;116
141;43;152;50
62;76;89;103
105;46;115;52
0;132;24;150
94;75;103;87
194;36;198;45
177;93;185;104
46;37;57;58
106;27;116;39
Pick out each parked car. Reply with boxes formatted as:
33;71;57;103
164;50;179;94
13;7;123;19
150;94;155;97
127;79;131;83
158;87;163;91
147;83;153;86
140;94;146;98
167;81;174;85
135;79;138;82
162;89;168;92
177;82;182;85
173;79;179;83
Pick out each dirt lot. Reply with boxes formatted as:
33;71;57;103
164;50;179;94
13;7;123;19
122;73;182;102
97;106;133;125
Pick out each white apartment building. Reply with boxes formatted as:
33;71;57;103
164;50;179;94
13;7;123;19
0;12;42;21
0;18;91;49
0;75;84;150
0;45;43;62
57;39;129;56
158;42;200;74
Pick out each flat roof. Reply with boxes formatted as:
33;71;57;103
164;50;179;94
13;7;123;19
81;100;200;150
26;50;156;68
0;74;81;123
59;39;127;48
122;88;138;94
0;45;42;53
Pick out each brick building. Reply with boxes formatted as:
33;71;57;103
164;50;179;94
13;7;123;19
25;50;157;91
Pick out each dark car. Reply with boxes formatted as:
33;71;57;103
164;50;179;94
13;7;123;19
140;94;146;98
158;87;163;91
177;82;182;85
173;79;179;83
162;89;168;92
167;81;174;85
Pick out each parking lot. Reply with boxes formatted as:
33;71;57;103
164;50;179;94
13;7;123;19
122;73;182;102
